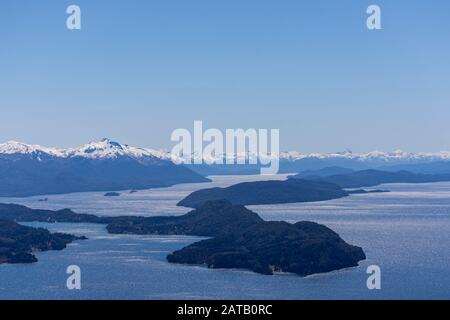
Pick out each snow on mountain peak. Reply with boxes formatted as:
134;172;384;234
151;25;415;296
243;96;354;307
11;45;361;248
278;149;450;162
0;141;65;157
67;139;126;158
0;139;172;161
2;140;450;163
65;138;172;160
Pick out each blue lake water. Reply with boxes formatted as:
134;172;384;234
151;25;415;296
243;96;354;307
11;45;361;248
0;175;449;300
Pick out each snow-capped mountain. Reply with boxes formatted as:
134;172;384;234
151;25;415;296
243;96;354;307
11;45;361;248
2;139;450;164
279;150;450;163
64;138;172;162
183;148;450;176
0;139;208;198
0;141;65;157
2;139;450;181
276;149;450;175
0;138;172;163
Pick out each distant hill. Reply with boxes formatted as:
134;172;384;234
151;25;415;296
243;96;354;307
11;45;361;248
184;150;450;176
381;161;450;174
294;166;355;178
177;179;350;208
291;169;450;188
3;140;450;186
104;192;121;197
0;139;209;197
185;163;262;176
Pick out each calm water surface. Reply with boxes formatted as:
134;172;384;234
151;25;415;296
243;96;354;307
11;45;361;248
1;176;449;299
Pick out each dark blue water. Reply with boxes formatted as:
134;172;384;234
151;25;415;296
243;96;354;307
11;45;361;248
1;177;449;299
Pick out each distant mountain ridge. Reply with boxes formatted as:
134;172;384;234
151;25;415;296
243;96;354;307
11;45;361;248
2;140;450;187
0;139;171;163
0;139;209;197
293;166;355;178
181;149;450;175
290;169;450;188
2;140;450;165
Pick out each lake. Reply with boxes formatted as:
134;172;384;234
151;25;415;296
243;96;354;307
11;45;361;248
1;175;449;300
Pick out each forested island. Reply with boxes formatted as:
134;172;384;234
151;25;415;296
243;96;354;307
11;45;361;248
0;219;85;264
0;201;365;276
165;201;366;276
176;179;387;208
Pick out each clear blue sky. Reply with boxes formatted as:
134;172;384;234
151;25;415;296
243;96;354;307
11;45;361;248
1;0;449;153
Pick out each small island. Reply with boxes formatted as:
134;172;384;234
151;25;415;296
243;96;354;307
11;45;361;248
347;189;390;195
104;192;121;197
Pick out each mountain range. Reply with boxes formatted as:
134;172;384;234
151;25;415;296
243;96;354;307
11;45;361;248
179;149;450;175
0;139;209;197
2;139;450;197
2;141;450;166
277;150;450;175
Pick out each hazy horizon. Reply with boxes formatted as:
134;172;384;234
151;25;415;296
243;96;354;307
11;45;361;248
1;0;449;153
2;137;450;155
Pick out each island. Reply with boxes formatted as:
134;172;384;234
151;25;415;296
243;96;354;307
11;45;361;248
0;203;111;224
168;220;365;276
176;179;386;208
290;169;450;188
107;200;366;276
347;189;389;195
0;201;366;276
0;219;86;264
104;192;121;197
294;166;355;179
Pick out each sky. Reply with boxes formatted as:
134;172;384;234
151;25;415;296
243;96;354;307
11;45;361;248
1;0;449;153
